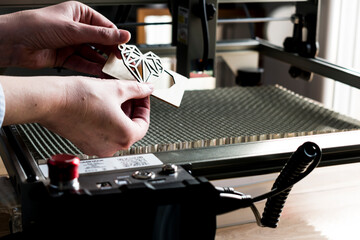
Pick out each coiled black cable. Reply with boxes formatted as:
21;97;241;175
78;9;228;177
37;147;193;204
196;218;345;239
260;141;322;228
216;142;321;228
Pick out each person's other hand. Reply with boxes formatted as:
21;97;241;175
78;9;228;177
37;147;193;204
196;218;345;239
0;1;130;76
0;76;153;157
44;78;153;157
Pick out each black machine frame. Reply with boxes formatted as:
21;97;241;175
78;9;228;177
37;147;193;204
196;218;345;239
2;0;360;239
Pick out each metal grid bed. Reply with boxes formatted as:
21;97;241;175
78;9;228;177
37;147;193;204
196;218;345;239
14;85;360;162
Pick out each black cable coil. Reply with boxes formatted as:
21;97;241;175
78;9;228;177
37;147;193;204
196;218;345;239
260;141;321;228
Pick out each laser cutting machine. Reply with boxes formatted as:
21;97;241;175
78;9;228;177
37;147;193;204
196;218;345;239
1;0;360;239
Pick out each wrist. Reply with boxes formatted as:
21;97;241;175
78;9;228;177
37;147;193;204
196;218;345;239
39;76;86;128
0;76;68;126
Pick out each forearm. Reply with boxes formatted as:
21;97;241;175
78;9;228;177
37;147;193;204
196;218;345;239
0;75;67;126
0;9;43;68
0;13;15;67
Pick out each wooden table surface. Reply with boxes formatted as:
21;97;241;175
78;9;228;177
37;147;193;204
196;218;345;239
1;158;360;239
214;162;360;240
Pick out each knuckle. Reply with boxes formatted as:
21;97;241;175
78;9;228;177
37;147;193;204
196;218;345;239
134;82;146;96
135;82;143;94
65;22;79;35
98;27;113;40
116;81;125;96
117;130;135;150
118;141;133;150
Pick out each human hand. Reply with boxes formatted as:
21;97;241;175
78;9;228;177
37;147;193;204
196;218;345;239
0;1;130;77
0;76;153;157
45;78;154;157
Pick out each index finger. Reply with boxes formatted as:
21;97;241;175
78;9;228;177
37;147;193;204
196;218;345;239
128;97;151;141
76;2;117;29
131;97;151;124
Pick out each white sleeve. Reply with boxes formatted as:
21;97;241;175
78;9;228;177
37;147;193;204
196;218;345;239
0;83;5;127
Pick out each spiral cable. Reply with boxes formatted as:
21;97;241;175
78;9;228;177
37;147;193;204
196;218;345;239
260;142;322;228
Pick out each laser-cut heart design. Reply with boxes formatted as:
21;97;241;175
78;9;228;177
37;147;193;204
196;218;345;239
119;44;174;87
102;44;188;107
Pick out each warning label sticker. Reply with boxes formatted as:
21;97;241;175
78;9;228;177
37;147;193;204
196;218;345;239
39;154;163;177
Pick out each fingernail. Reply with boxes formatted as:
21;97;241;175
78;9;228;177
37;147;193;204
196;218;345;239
119;30;131;43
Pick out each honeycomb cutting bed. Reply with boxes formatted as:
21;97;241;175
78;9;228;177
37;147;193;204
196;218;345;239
15;85;360;162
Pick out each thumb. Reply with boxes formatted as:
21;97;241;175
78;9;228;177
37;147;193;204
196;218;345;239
122;81;154;100
71;23;131;46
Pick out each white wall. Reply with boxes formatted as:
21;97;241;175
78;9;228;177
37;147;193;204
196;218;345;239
263;1;360;120
319;0;360;120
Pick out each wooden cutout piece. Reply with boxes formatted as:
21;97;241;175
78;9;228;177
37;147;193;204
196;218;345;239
102;44;187;107
151;69;186;107
102;54;135;80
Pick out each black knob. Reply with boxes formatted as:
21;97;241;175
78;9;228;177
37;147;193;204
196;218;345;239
161;163;178;175
206;3;216;20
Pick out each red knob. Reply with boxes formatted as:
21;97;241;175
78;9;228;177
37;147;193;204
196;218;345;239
48;154;80;185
